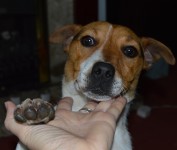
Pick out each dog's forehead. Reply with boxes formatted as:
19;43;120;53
77;22;141;53
75;22;113;39
75;22;141;51
78;23;142;67
78;22;139;39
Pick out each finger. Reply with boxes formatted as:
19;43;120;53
4;101;27;137
94;100;113;112
107;97;127;120
56;97;73;111
79;101;98;113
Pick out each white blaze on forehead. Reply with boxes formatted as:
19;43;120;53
80;49;103;75
99;24;113;49
79;24;113;75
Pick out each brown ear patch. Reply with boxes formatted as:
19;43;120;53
141;37;176;69
49;24;82;44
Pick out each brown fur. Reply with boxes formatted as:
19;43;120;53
50;21;175;98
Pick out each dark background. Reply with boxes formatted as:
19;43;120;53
0;0;49;96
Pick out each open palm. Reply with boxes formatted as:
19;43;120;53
5;97;126;150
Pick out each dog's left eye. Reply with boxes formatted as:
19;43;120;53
122;46;138;58
81;36;96;47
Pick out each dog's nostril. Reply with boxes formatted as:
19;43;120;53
94;68;102;75
105;70;114;78
92;62;115;80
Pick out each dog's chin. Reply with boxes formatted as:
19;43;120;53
83;91;120;102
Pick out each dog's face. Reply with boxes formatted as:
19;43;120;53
50;21;175;102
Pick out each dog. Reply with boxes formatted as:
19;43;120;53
14;21;175;150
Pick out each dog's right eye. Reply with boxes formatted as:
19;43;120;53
81;36;96;47
122;46;138;58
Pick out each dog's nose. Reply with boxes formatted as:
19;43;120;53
91;62;115;80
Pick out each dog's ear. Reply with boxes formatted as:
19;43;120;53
49;24;82;51
141;37;176;69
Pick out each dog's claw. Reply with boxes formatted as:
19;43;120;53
14;98;55;125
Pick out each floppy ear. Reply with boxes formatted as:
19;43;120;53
141;37;176;69
49;24;82;51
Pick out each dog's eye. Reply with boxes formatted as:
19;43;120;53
122;46;138;58
81;36;96;47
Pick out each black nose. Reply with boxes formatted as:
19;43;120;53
91;62;115;80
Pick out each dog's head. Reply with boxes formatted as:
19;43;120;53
50;21;175;102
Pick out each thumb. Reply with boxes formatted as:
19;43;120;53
4;101;26;137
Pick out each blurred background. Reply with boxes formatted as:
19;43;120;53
0;0;177;149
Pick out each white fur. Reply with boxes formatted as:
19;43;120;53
16;24;132;150
76;49;104;91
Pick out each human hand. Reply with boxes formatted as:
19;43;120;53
5;97;126;150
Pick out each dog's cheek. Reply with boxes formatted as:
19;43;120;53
64;60;79;82
65;43;99;81
119;58;144;86
64;54;87;81
64;61;74;81
64;43;82;81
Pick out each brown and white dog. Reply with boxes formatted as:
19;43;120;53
15;21;175;150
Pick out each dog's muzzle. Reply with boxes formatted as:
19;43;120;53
87;62;115;95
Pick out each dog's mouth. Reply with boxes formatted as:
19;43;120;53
85;92;113;102
75;77;131;102
82;88;125;102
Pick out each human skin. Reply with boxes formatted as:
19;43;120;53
5;96;126;150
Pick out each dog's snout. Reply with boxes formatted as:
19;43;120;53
91;62;115;80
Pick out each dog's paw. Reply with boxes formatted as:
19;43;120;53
14;98;55;125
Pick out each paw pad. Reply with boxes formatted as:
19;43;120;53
14;98;55;125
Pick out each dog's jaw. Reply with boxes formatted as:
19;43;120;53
75;75;126;101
